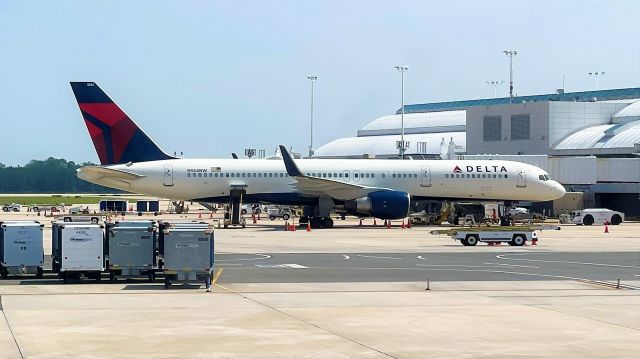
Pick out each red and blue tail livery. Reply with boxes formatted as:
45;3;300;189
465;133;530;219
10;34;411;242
70;82;173;165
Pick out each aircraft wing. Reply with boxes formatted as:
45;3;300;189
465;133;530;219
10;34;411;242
279;145;390;200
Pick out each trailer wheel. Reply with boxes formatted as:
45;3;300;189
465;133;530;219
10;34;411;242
460;237;469;246
611;214;622;225
240;209;247;215
2;207;8;212
465;234;479;246
583;215;594;226
282;213;291;221
511;234;526;246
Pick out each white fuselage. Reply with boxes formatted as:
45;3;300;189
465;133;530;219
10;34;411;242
78;158;566;204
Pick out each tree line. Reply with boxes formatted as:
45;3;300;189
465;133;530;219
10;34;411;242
0;158;118;193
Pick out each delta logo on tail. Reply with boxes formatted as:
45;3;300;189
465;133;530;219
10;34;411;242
70;82;173;165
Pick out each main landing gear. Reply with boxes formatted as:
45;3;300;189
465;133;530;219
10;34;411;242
299;216;334;228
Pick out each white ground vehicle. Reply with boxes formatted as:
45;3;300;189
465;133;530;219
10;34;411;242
240;204;267;216
570;209;624;226
2;203;21;212
431;225;560;246
267;206;292;221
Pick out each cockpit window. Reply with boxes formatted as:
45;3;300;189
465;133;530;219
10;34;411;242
539;174;551;181
539;175;545;181
544;174;550;180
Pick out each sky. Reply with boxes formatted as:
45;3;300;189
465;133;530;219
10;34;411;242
0;0;639;165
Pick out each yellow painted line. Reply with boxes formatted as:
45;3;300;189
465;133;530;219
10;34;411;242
211;268;224;286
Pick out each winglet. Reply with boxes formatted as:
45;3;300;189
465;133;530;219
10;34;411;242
279;145;304;177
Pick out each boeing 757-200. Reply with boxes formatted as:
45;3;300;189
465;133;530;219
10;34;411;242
71;82;565;228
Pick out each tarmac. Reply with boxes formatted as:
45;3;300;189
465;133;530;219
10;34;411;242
0;210;638;358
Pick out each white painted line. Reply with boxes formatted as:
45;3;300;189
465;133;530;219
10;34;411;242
343;255;350;260
484;262;539;269
496;253;640;269
255;263;308;269
416;264;489;268
357;254;402;260
417;256;427;260
217;253;272;262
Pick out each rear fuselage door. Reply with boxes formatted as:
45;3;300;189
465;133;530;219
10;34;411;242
164;164;174;186
420;166;432;187
516;168;526;188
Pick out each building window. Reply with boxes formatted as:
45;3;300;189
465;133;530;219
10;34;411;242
483;115;502;141
511;114;530;140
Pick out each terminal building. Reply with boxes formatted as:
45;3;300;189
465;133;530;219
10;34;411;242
313;88;640;216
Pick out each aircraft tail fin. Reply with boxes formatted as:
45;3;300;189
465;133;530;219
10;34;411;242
70;82;174;165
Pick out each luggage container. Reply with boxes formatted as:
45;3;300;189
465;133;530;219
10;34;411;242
136;201;148;213
52;222;105;282
106;220;157;281
99;200;128;213
158;221;214;290
0;221;44;278
148;200;160;213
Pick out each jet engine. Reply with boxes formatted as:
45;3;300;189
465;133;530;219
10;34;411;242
344;191;410;219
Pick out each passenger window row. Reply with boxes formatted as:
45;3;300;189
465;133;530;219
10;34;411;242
187;172;289;178
392;173;418;179
445;173;508;179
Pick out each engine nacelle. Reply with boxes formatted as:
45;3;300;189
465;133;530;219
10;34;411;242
344;191;410;219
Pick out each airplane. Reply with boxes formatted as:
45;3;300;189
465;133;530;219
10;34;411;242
71;82;566;228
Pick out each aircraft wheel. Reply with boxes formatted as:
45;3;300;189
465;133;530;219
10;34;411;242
321;217;334;228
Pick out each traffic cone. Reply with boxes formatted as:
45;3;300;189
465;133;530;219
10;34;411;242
252;213;257;224
284;221;289;231
257;213;261;220
292;222;296;231
531;238;538;245
209;212;213;219
306;222;311;232
359;218;363;227
373;218;377;226
407;219;412;229
401;220;405;229
198;212;202;219
604;222;609;233
387;220;391;229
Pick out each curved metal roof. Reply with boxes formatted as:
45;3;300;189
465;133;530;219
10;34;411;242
553;120;640;151
613;99;640;121
313;132;466;158
357;111;465;137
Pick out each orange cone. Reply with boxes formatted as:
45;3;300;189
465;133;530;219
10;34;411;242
359;218;363;227
373;218;377;226
198;212;202;219
407;219;412;229
531;238;538;245
252;213;257;224
387;220;391;229
604;221;609;233
401;220;405;229
292;222;296;231
306;222;311;232
209;212;213;219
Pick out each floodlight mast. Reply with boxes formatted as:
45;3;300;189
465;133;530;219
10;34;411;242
394;65;409;158
306;75;317;157
588;71;605;90
503;50;517;103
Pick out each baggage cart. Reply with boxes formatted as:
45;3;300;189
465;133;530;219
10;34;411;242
106;220;158;281
52;222;105;282
158;221;214;290
0;221;44;278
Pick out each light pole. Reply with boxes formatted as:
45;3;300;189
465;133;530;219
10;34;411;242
306;75;317;157
503;50;517;103
486;80;505;98
394;65;409;158
588;71;605;90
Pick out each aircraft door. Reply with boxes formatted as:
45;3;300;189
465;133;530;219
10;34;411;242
516;168;526;188
164;164;174;186
420;166;432;187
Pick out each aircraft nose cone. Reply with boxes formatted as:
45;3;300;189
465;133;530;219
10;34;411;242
550;181;566;199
